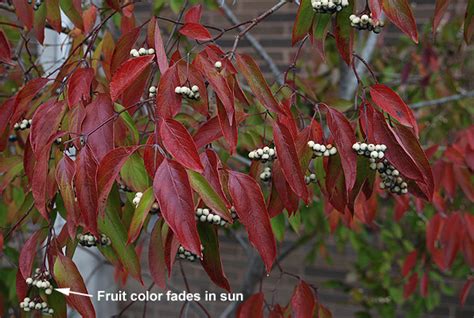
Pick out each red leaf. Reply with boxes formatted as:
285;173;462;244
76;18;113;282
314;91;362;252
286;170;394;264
420;271;429;297
155;64;182;118
228;171;276;272
54;254;96;318
402;250;418;277
179;23;212;41
0;29;13;64
83;5;97;34
75;145;99;234
10;78;49;125
382;0;418;43
184;5;202;24
160;118;204;172
235;53;284;115
193;117;222;149
460;277;474;306
370;84;418;136
272;161;299;214
110;55;154;102
217;96;238;154
0;97;16;150
30;100;66;156
16;269;28;301
369;0;383;20
154;19;169;74
67;68;95;108
334;2;354;65
153;159;202;256
19;229;47;279
96;146;139;217
149;219;167;289
324;106;358;195
453;165;474;201
273;120;308;201
12;0;34;30
110;27;140;74
433;0;451;33
200;149;231;208
237;293;264;318
143;135;164;178
81;94;115;161
291;280;316;318
56;156;79;238
403;272;419;299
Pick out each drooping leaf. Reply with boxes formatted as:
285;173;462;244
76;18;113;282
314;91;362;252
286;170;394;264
110;55;154;102
153;159;202;256
235;53;284;115
53;254;96;317
45;0;62;32
56;156;79;238
59;0;83;30
67;67;94;108
159;118;204;172
19;229;47;279
200;149;231;209
128;187;155;244
10;77;49;125
334;1;354;65
0;30;13;64
228;171;276;272
193;117;222;149
33;2;46;44
179;23;212;41
370;84;418;136
198;223;231;291
402;250;418;277
433;0;451;33
216;96;238;154
460;277;474;306
155;64;182;118
143;135;164;178
292;0;314;45
403;272;419;299
291;280;316;318
273;120;308;201
382;0;418;43
154;19;169;74
30;100;66;156
237;293;264;318
12;0;34;30
149;218;167;289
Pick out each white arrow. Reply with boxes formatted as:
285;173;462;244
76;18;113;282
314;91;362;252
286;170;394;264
55;288;93;298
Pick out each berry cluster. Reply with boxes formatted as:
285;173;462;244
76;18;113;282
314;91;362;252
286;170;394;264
230;206;239;222
259;167;272;182
13;119;32;131
177;245;203;262
148;86;157;98
130;48;155;57
311;0;349;14
304;173;317;185
20;297;54;315
174;85;200;100
25;268;53;295
77;233;112;247
307;141;338;157
375;160;408;195
132;192;143;207
195;208;228;227
349;13;384;33
248;146;277;163
352;142;386;162
27;0;43;11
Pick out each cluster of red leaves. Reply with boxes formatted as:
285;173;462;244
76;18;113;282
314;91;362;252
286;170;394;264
0;1;473;316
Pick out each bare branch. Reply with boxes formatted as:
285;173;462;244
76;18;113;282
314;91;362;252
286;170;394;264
410;90;474;109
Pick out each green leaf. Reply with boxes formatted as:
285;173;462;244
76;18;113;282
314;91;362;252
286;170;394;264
187;170;231;220
98;192;142;282
292;0;314;45
271;213;286;242
128;187;154;244
121;152;150;191
114;103;139;145
287;211;301;234
59;0;83;30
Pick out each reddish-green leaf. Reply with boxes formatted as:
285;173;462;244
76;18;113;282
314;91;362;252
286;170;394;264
75;145;99;234
382;0;418;43
128;187;155;244
56;156;79;238
216;96;238;154
179;23;212;41
154;19;169;74
11;77;49;124
402;250;418;277
198;223;231;291
291;280;316;318
370;84;418;135
45;0;62;32
228;171;276;272
33;2;46;44
59;0;83;30
460;277;474;306
403;272;419;299
200;149;231;209
110;55;154;102
272;161;299;215
149;219;167;289
19;229;47;279
155;64;182;118
292;0;314;45
67;67;94;108
235;53;284;115
160;118;204;172
12;0;34;30
0;30;13;64
334;1;354;65
465;0;474;43
433;0;451;33
54;254;95;318
153;159;202;256
96;146;139;216
273;120;308;202
325;106;357;196
30;100;66;156
83;4;97;34
237;293;264;318
81;94;115;161
0;97;16;150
